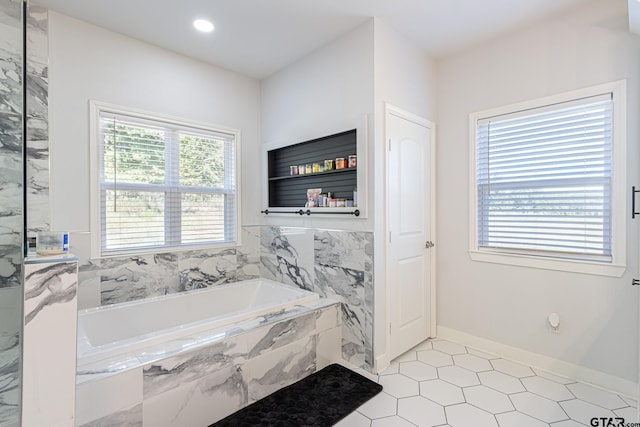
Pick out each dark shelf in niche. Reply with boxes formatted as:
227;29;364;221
268;129;357;208
269;167;356;181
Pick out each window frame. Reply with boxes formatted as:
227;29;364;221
89;100;242;258
468;81;626;277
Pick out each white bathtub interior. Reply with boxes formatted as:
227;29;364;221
77;278;320;367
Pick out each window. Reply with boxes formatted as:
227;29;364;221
469;81;626;276
90;102;239;256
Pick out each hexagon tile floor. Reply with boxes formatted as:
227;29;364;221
338;339;638;427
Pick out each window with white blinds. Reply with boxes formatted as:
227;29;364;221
94;106;238;255
474;93;616;263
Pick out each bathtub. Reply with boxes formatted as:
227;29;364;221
77;278;320;367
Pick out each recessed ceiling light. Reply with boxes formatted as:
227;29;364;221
193;19;214;33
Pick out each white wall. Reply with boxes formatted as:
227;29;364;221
48;12;262;242
436;0;640;388
372;18;437;365
260;20;375;232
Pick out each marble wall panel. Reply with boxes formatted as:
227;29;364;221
314;229;373;271
79;404;142;427
178;248;237;291
243;334;316;403
0;2;23;424
143;336;246;399
22;257;78;427
75;367;142;427
237;226;260;281
0;332;19;426
142;365;247;427
25;5;49;236
314;230;373;369
246;311;315;358
259;226;314;290
100;253;179;305
0;0;23;291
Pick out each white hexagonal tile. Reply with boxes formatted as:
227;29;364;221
398;396;446;427
490;359;535;378
335;410;371;427
614;406;638;421
399;360;438;381
445;403;499;427
371;415;416;427
549;421;585;427
453;353;493;372
420;379;465;406
379;373;420;398
353;367;379;383
463;385;514;414
566;382;627;410
478;371;526;394
559;398;617;426
357;391;397;419
393;351;418;363
380;362;400;376
438;365;480;387
496;411;549;427
432;340;467;355
417;350;454;367
510;392;568;423
521;376;574;401
410;340;433;351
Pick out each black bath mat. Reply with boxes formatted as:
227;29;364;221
211;363;382;427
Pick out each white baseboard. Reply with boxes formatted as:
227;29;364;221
437;326;639;399
374;353;390;375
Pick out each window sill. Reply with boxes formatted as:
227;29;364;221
468;250;626;278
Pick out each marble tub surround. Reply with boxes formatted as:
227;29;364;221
75;300;342;426
73;226;262;309
260;226;374;370
76;298;338;382
260;226;314;290
100;253;180;306
23;255;78;427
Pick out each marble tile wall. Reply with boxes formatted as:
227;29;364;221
75;226;261;309
260;226;374;371
75;303;342;426
0;2;23;426
25;5;49;237
0;0;23;291
22;256;78;427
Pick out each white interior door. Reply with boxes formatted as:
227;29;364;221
387;107;435;361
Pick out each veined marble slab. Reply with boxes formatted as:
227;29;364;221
178;248;237;291
100;253;179;305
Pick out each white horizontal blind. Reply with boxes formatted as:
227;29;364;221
99;111;236;254
476;94;613;261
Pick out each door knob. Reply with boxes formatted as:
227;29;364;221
425;241;434;249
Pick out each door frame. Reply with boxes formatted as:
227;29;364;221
384;103;437;364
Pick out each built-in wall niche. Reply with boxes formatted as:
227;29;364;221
264;129;364;217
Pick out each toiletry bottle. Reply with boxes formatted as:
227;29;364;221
353;187;358;207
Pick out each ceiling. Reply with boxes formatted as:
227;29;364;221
33;0;596;79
